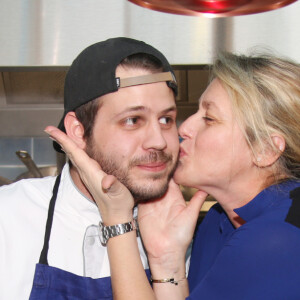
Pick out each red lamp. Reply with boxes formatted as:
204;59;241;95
176;0;251;13
128;0;298;17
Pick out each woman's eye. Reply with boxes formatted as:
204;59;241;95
203;116;215;123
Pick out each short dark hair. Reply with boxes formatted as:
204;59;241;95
75;52;167;140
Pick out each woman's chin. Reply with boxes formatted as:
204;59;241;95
173;167;186;185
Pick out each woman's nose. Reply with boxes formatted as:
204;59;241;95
178;115;195;140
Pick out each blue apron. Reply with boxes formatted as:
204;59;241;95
29;174;150;299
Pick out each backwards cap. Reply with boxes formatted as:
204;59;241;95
54;37;177;152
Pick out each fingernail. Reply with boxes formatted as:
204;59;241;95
102;187;110;193
44;129;51;135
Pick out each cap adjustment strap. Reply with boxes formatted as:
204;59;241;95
116;71;176;88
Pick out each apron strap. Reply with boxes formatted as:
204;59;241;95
39;174;62;265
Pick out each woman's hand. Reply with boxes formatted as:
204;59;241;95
44;126;135;225
138;180;207;276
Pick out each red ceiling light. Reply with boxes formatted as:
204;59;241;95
128;0;298;17
176;0;251;13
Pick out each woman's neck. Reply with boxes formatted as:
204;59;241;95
206;178;267;228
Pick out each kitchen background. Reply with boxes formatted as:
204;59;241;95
0;0;300;185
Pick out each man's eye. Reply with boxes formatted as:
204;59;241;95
159;116;172;125
124;117;138;125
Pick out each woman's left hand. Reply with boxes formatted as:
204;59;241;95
44;126;135;225
137;180;207;275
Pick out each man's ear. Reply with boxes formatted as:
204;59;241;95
64;112;86;150
253;134;285;168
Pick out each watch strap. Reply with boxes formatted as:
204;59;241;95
99;218;138;246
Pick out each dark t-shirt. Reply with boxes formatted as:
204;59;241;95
187;180;300;300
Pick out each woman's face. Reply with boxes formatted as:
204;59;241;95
174;79;255;194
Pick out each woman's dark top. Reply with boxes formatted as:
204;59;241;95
188;180;300;300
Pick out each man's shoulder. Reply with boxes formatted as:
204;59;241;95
0;176;56;212
0;175;56;193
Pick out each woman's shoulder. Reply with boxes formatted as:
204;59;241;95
229;212;300;261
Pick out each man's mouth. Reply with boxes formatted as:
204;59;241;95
136;161;168;172
130;151;172;173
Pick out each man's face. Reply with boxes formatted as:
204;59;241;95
85;66;179;202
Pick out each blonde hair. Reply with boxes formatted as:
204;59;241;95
212;52;300;183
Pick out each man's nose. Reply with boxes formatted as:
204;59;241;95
142;123;167;151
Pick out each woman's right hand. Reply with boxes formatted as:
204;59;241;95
44;126;135;225
138;180;207;276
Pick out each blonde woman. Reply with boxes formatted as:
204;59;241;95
47;52;300;300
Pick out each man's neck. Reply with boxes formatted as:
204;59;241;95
69;165;94;202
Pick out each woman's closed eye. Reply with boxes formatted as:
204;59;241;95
203;116;215;124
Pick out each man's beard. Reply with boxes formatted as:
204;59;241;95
85;141;178;203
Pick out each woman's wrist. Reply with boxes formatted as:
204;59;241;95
149;254;186;279
151;275;187;286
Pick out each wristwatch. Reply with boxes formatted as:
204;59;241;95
99;218;138;246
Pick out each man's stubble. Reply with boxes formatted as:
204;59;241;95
85;140;178;203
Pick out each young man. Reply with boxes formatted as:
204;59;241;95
0;37;179;300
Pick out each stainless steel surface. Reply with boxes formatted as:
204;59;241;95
0;107;63;137
0;0;300;66
0;175;13;186
0;162;58;186
16;150;43;178
15;165;58;181
14;150;63;181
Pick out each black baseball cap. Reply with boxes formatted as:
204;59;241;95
54;37;177;152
